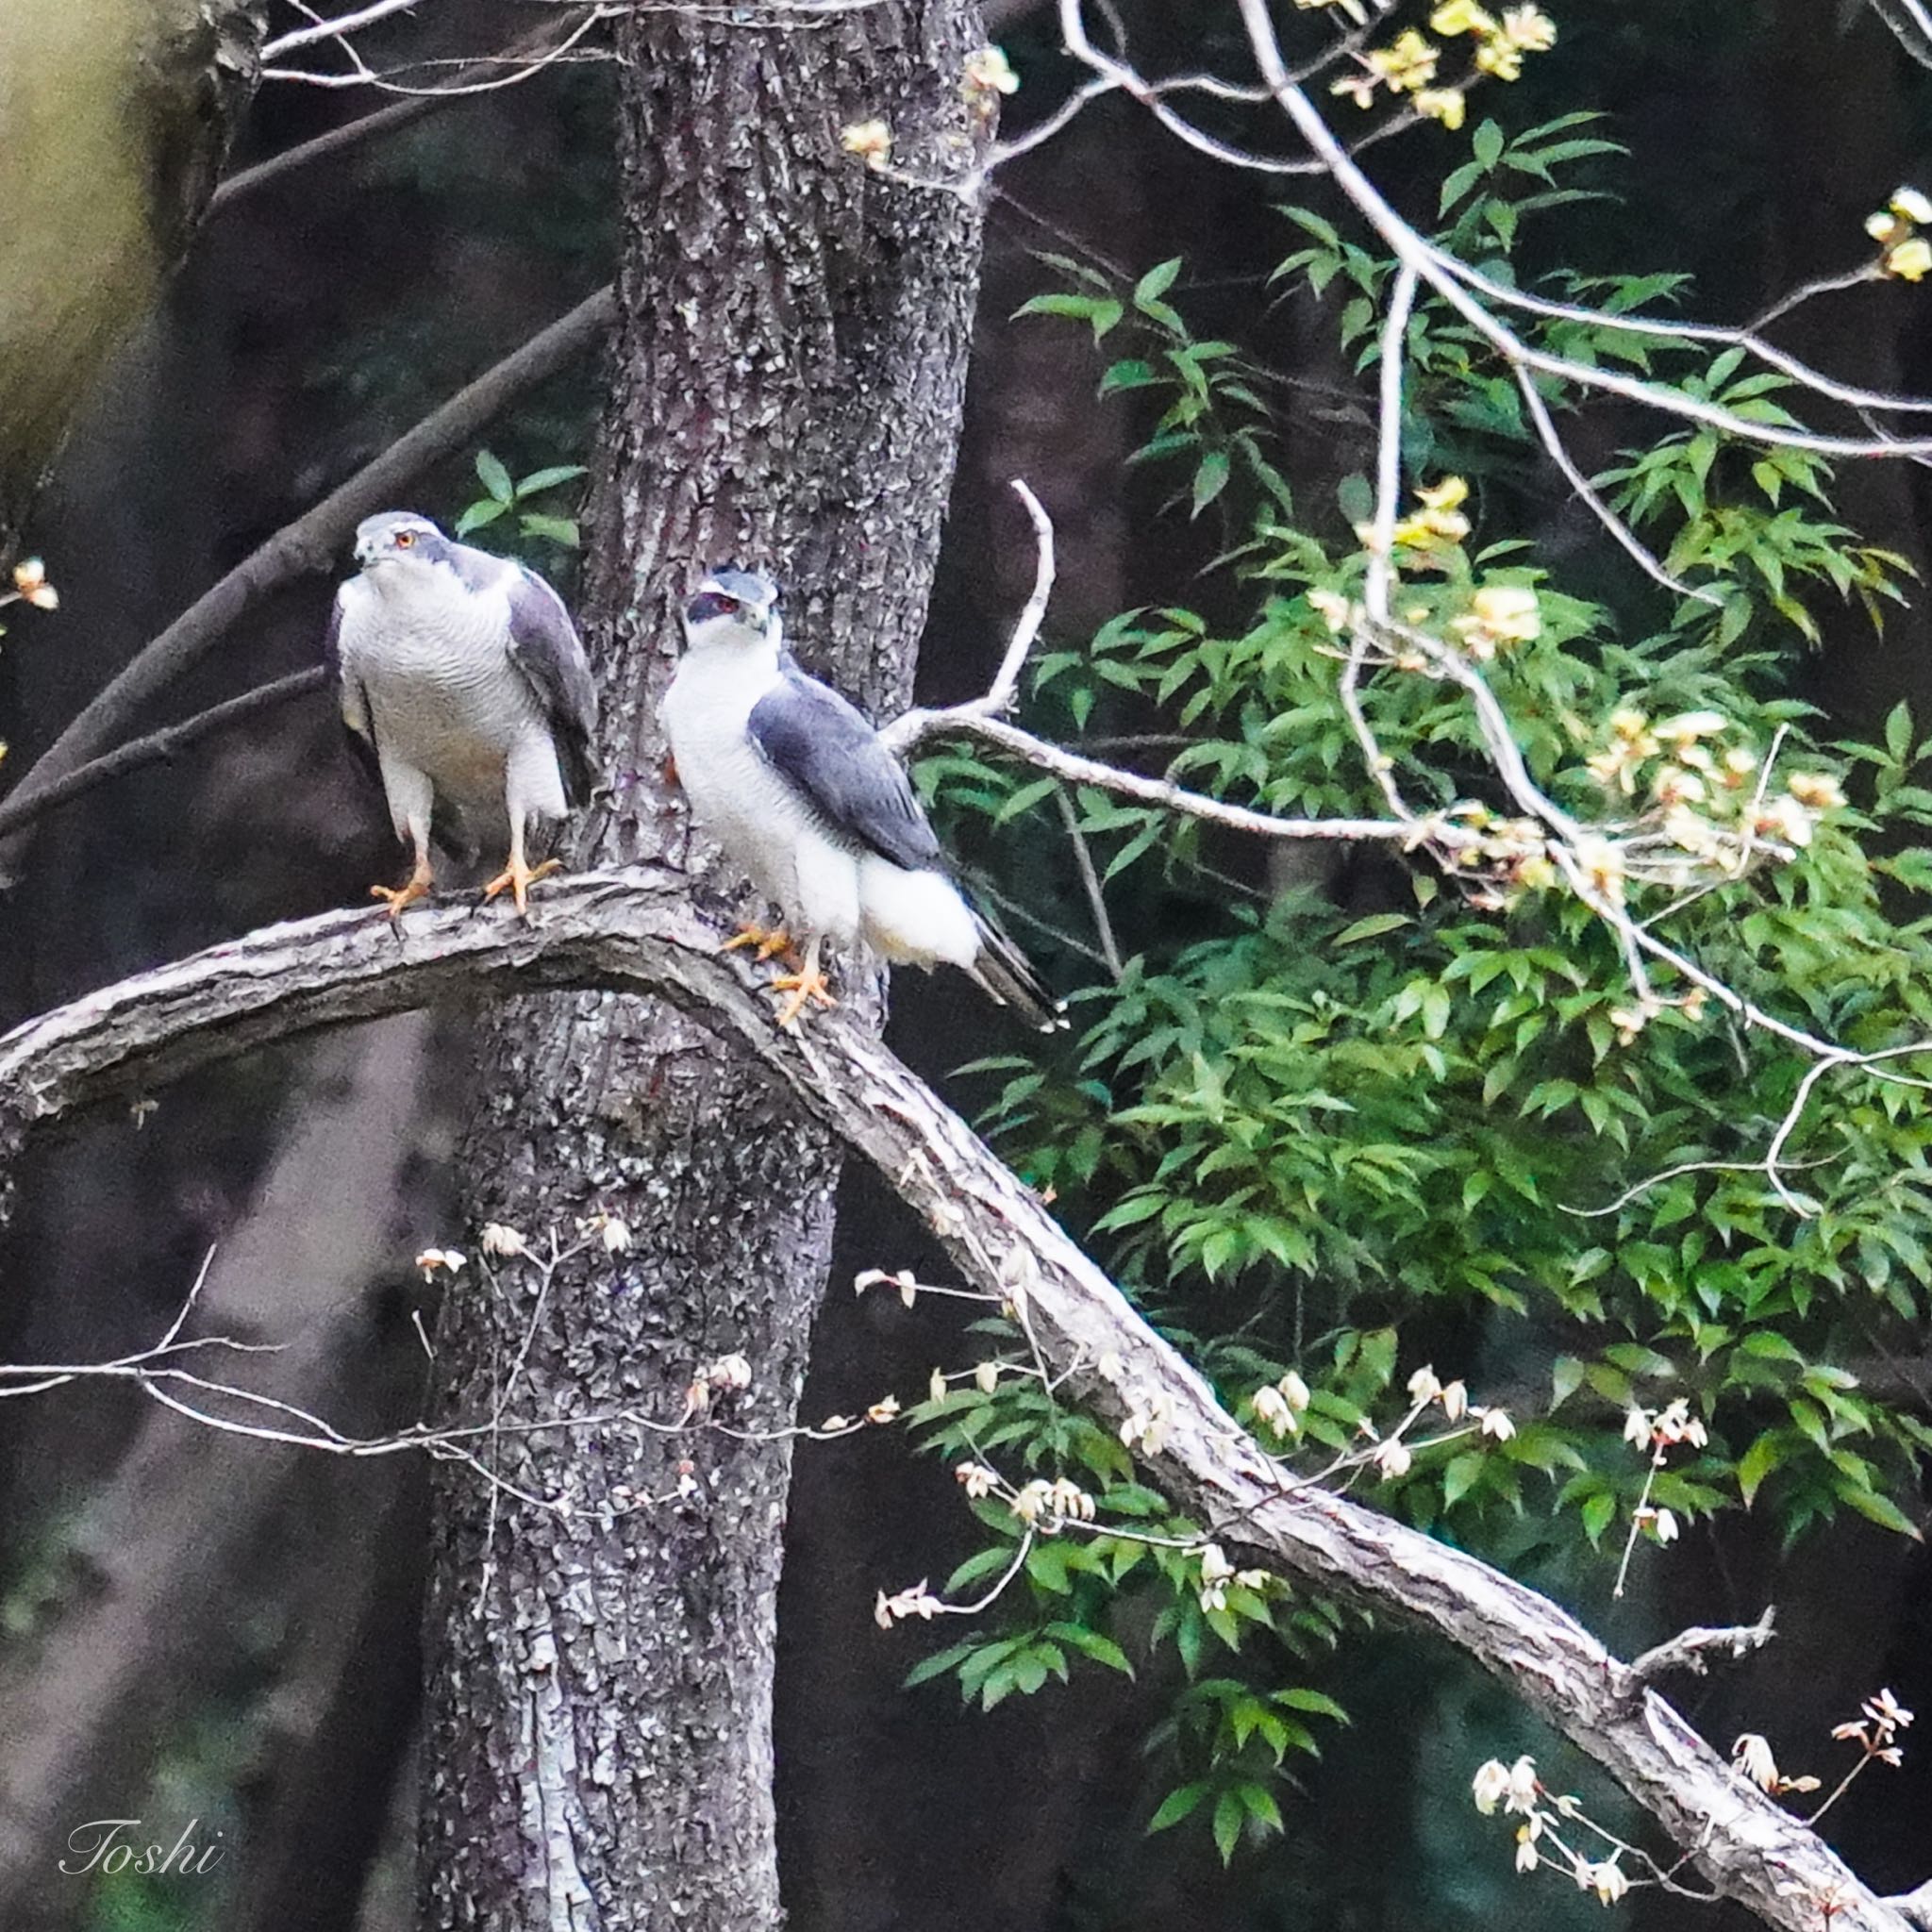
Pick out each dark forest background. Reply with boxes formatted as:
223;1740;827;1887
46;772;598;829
0;4;1928;1928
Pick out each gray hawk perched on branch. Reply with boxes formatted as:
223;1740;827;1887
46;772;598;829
661;568;1060;1030
326;510;599;916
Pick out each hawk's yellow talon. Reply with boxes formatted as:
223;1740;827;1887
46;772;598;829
769;963;837;1030
722;922;799;966
482;855;563;916
371;865;433;918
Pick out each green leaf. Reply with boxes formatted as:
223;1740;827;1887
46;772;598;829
1135;258;1183;309
1334;912;1410;946
1147;1782;1209;1833
1274;1687;1348;1724
1046;1621;1135;1675
1736;1431;1782;1507
1837;1486;1924;1540
519;514;580;548
475;450;515;504
1212;1788;1246;1864
1191;450;1231;517
903;1640;980;1689
1441;1451;1485;1507
1472;119;1506;168
1101;359;1160;396
455;499;508;535
515;463;587;495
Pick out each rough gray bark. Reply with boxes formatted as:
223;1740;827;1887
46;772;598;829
0;0;263;552
416;8;985;1928
0;875;1920;1932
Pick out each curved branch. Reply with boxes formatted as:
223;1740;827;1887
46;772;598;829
0;284;616;865
0;870;1910;1932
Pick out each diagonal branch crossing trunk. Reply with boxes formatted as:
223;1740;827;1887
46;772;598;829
416;9;985;1927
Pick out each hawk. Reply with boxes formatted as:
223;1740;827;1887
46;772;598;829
660;568;1060;1030
327;510;599;915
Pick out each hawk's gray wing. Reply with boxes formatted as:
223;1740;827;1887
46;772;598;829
324;588;383;791
505;566;601;806
746;663;941;873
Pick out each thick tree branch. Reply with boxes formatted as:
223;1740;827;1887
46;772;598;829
0;874;1911;1932
0;284;615;865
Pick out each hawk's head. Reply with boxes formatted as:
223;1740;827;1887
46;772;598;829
682;568;781;651
354;511;454;575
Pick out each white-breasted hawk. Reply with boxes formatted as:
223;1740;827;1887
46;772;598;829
326;510;598;915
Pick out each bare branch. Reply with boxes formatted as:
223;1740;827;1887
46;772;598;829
1513;367;1723;607
1044;0;1932;462
0;871;1910;1932
1629;1607;1777;1687
264;0;428;60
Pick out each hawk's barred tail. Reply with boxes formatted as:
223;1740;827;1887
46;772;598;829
969;915;1069;1033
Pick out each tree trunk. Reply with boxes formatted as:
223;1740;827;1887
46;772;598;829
418;8;984;1928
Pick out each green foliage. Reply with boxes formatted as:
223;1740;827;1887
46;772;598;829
908;92;1932;1860
455;449;588;552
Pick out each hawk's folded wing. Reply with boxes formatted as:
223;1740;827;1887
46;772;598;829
746;664;941;873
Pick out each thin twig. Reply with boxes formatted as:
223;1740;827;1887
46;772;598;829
1055;789;1123;979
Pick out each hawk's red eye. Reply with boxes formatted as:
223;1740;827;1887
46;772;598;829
712;594;740;612
395;531;416;549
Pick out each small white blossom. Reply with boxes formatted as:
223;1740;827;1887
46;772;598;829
1011;1479;1052;1525
1251;1383;1295;1432
1586;1857;1630;1905
1504;1756;1540;1814
955;1461;997;1499
974;1359;1001;1395
415;1247;467;1279
1197;1542;1237;1613
1407;1365;1443;1406
1472;1759;1511;1814
1734;1733;1780;1790
1441;1379;1469;1422
841;119;892;168
1514;1826;1541;1873
479;1222;529;1258
1119;1385;1174;1456
865;1396;901;1425
874;1580;941;1627
599;1214;633;1255
1373;1438;1413;1479
1868;1687;1914;1727
705;1353;753;1392
1049;1476;1096;1522
1278;1370;1312;1414
961;44;1020;96
1479;1407;1515;1441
